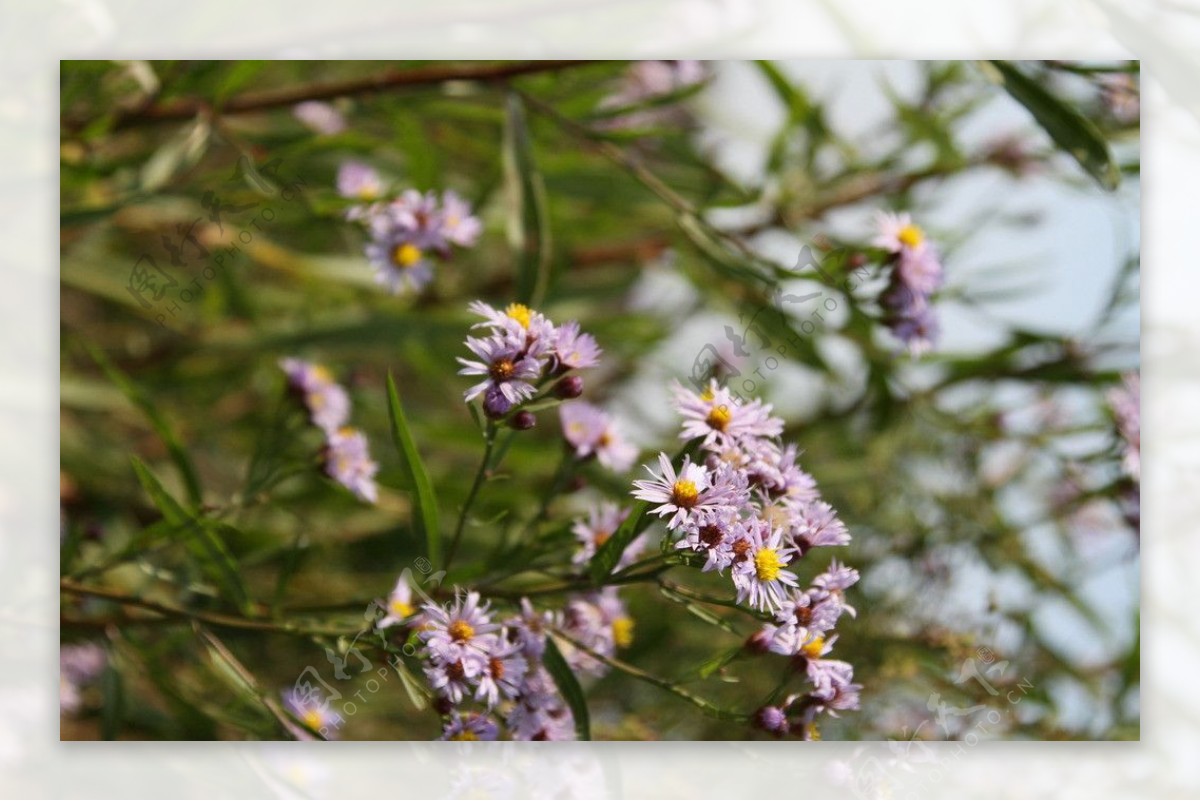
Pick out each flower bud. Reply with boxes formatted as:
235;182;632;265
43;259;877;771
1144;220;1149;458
753;705;789;736
482;387;513;420
510;411;537;431
554;375;584;399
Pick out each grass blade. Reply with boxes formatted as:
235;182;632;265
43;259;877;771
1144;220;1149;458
543;636;591;741
981;60;1119;190
386;372;442;567
85;343;203;506
503;92;553;307
130;457;251;613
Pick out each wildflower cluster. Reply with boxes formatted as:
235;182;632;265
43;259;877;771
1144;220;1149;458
458;301;601;424
408;592;576;740
872;211;945;355
280;357;378;503
632;378;860;735
337;161;481;295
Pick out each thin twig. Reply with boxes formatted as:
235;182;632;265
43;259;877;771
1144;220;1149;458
60;579;359;638
67;60;601;132
551;628;749;722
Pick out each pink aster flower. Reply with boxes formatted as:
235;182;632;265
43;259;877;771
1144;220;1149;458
559;402;638;472
336;160;382;201
457;334;543;405
674;379;784;449
675;509;745;573
441;711;500;741
375;574;419;630
560;588;634;677
1108;372;1140;482
474;638;528;709
292;100;345;136
632;453;747;530
439;190;482;247
895;245;944;295
60;642;106;715
872;210;928;255
571;502;640;568
731;519;799;613
280;358;351;434
506;666;576;741
420;591;502;669
282;689;342;739
323;427;378;504
791;501;850;553
553;321;602;370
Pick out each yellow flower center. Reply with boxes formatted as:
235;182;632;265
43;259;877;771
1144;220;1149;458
671;479;699;508
389;599;414;618
801;636;826;659
706;405;732;432
505;303;533;329
302;709;324;730
450;730;478;741
754;547;783;582
593;530;611;548
391;242;423;268
311;365;333;383
357;187;379;202
489;358;516;381
700;387;715;401
448;620;475;642
897;223;924;249
612;617;634;649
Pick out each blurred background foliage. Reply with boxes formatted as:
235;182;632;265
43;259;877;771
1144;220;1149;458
60;59;1139;741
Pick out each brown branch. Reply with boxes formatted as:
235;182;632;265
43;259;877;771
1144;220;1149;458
66;60;603;132
60;578;358;637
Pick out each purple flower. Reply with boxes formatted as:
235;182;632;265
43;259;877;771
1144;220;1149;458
60;642;105;714
282;689;342;739
632;453;747;530
571;502;639;568
553;321;602;370
896;245;944;295
280;358;351;434
560;588;634;677
753;705;790;736
505;665;576;741
336;160;382;201
457;334;542;405
1108;372;1140;482
559;402;638;472
376;573;419;630
419;591;502;669
439;190;482;247
673;379;783;448
323;427;378;504
364;232;435;295
474;638;528;709
441;711;500;741
872;210;927;254
791;501;850;552
292;100;345;135
731;519;799;613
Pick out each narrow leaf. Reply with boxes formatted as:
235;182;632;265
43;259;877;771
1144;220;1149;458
99;656;125;741
981;60;1119;190
386;372;442;567
130;457;250;613
589;498;650;584
86;343;202;506
503;92;553;307
543;636;591;741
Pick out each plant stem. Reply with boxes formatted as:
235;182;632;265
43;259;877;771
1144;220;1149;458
551;628;749;722
68;61;602;132
60;579;359;638
445;420;497;570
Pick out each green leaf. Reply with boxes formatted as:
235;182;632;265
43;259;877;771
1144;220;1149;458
589;497;650;584
386;372;442;567
130;457;251;613
99;655;125;741
981;60;1119;190
85;344;203;506
543;636;591;741
503;92;553;307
